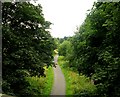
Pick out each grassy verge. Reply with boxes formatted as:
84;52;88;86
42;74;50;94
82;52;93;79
58;56;96;96
43;66;54;96
25;66;54;96
2;66;54;97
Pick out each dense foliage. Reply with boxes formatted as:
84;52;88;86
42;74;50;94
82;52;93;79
58;56;96;96
58;40;72;57
2;2;55;96
58;2;120;97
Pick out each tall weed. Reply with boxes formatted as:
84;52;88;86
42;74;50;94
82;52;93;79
58;56;96;96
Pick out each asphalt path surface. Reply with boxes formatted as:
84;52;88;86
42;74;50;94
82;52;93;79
50;65;66;96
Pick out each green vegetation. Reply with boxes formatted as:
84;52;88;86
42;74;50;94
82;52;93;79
43;66;54;96
2;66;54;97
58;2;120;97
25;76;45;96
25;66;54;96
58;56;96;96
2;2;55;96
2;1;120;97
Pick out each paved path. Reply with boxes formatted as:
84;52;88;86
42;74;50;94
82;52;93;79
50;65;66;96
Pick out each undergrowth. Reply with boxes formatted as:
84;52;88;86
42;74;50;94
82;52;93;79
25;66;54;97
43;66;54;96
58;56;97;96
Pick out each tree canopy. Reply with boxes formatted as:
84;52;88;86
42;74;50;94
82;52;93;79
2;2;55;96
58;2;120;97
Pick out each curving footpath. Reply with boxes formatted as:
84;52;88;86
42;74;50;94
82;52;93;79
50;65;66;96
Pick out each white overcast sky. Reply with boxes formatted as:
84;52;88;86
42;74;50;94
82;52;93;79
31;0;97;38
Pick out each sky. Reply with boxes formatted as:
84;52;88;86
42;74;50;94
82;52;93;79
31;0;97;38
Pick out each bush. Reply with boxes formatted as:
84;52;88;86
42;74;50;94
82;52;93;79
65;2;120;97
58;56;96;96
23;77;45;96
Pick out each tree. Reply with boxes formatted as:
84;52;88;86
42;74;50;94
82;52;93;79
2;2;55;96
66;2;120;96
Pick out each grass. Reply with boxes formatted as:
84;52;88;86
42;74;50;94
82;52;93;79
58;56;96;96
25;65;54;96
43;66;54;96
2;66;54;97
